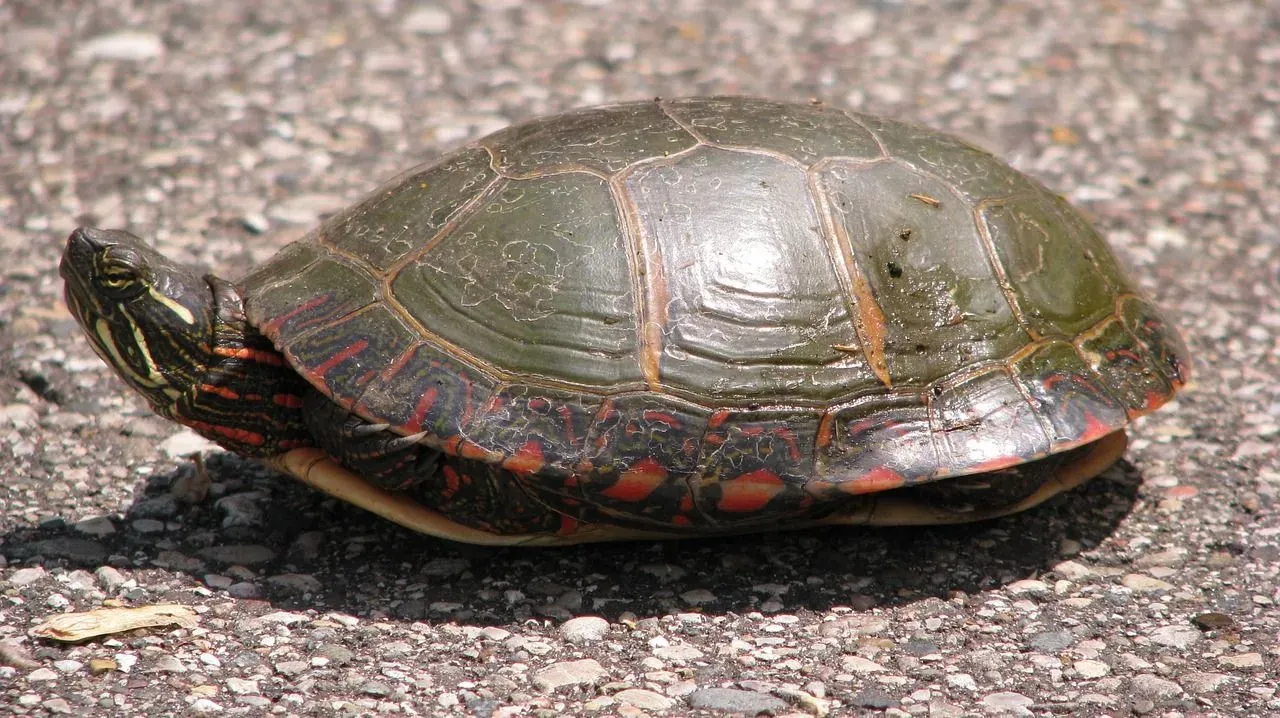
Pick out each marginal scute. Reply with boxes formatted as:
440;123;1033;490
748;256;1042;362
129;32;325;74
663;96;883;166
1011;340;1128;450
692;409;820;523
816;160;1025;385
574;394;710;527
1118;295;1192;390
485;101;697;177
287;304;417;405
244;255;377;340
464;384;599;479
812;394;937;492
355;340;497;443
1077;315;1174;416
930;368;1052;476
390;171;642;388
321;147;499;271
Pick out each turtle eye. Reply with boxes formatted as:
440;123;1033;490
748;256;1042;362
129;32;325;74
95;248;148;299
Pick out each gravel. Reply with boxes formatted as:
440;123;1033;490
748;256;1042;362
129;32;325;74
2;0;1278;715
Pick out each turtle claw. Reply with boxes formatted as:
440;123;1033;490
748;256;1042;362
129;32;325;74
171;452;212;505
347;422;392;437
382;430;431;453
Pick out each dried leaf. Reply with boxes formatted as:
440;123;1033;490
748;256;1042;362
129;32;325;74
31;604;198;642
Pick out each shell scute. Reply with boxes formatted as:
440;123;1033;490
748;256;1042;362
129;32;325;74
816;160;1026;385
1119;295;1192;390
929;367;1052;476
322;146;500;271
247;255;376;340
571;394;710;527
1076;315;1175;417
466;384;599;479
388;171;642;388
692;409;821;524
813;394;937;494
1010;340;1128;450
356;341;496;443
662;96;883;166
853;112;1029;202
484;100;696;177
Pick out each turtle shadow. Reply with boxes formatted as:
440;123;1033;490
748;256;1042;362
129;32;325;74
3;451;1141;623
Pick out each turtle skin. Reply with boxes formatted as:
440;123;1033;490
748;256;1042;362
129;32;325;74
229;96;1190;540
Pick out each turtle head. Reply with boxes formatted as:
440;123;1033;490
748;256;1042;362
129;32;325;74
60;227;216;406
61;227;313;456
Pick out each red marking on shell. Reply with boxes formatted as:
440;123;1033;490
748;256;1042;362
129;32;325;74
642;410;681;427
708;410;731;429
557;515;580;536
1107;348;1143;364
775;427;801;462
457;439;494;462
679;493;694;513
1143;389;1167;411
1075;409;1116;446
213;345;286;366
557;405;578;444
528;397;549;412
1125;389;1170;419
260;293;332;335
272;393;304;409
602;458;668;502
310;339;369;380
186;420;265;448
671;515;692;527
716;469;784;513
503;440;546;475
815;414;835;449
442;465;461;498
840;466;907;495
483;395;505;414
199;383;239;401
405;387;439;434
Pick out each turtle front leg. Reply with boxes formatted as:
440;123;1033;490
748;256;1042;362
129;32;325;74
300;389;567;536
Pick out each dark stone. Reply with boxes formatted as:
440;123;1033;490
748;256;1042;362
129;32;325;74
687;688;789;714
901;638;939;655
1028;629;1074;652
850;686;897;709
129;495;180;520
1191;612;1236;631
28;537;107;564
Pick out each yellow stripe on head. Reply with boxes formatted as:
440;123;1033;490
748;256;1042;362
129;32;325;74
94;317;168;391
148;286;196;325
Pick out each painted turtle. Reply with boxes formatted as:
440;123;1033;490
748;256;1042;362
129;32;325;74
60;96;1190;545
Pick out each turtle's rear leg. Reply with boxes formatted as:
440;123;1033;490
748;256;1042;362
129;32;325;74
300;389;565;535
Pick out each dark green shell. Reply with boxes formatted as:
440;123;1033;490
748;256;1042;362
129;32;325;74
239;96;1189;528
